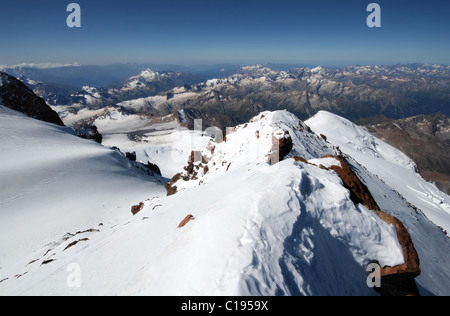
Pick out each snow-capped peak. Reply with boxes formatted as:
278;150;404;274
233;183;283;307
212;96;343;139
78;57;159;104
240;64;265;71
238;64;273;76
310;66;324;73
138;68;160;80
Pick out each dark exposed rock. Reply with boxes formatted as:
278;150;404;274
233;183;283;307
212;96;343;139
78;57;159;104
177;214;195;228
324;155;380;211
269;131;293;164
165;151;207;196
0;72;64;126
131;202;145;215
165;173;181;196
293;156;309;164
144;162;162;177
126;152;137;161
64;238;89;251
75;125;103;144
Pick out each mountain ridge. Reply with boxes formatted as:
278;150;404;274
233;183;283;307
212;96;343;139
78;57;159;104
0;106;449;295
0;72;64;126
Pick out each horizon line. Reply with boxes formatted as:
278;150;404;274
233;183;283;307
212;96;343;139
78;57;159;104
2;61;450;71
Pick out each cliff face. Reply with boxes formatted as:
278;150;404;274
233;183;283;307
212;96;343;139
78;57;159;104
0;72;64;126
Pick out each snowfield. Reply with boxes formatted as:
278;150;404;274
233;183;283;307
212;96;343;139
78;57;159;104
0;105;165;283
1;106;449;296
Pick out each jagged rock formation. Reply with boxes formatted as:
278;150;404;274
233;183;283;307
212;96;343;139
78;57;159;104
144;162;162;177
0;72;64;126
165;150;209;196
75;124;103;144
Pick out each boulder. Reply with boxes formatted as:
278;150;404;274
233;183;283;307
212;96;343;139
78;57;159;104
178;214;195;228
144;162;162;177
131;202;145;215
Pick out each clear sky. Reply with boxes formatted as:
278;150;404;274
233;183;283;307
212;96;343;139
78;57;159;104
1;0;449;66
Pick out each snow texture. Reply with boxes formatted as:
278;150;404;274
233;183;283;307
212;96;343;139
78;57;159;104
0;107;449;296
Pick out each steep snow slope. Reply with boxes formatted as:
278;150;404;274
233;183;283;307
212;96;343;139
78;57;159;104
0;105;165;281
346;156;450;296
0;110;415;296
307;111;450;234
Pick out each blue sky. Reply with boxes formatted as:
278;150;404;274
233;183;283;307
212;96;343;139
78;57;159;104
1;0;449;66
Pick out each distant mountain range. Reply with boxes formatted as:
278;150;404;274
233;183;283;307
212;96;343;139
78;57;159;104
0;63;242;89
12;63;449;125
3;63;450;197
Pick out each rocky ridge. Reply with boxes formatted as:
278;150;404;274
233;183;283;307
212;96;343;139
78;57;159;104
0;72;64;126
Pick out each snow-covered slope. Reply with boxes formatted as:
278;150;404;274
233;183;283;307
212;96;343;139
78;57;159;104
1;108;449;296
306;111;450;295
0;105;165;284
307;111;450;234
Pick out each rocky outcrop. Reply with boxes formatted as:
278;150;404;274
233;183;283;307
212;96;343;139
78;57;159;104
144;162;162;177
64;238;89;251
0;72;64;126
75;124;103;144
327;156;421;295
164;151;210;196
325;155;381;212
295;155;421;296
177;214;195;228
131;202;145;215
126;152;137;161
165;173;181;196
269;131;293;164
